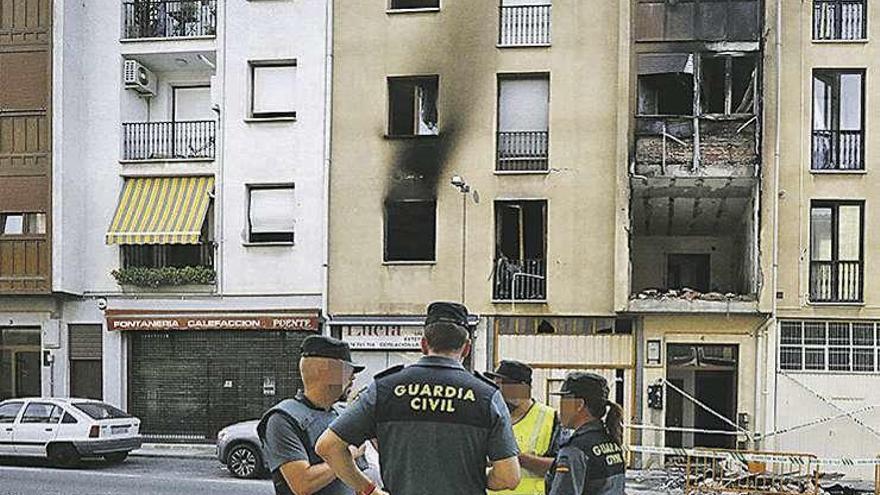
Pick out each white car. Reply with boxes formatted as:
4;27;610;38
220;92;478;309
0;397;143;466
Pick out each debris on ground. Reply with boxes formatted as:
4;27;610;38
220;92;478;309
632;287;757;302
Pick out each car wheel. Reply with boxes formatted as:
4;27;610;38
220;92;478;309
227;443;262;479
48;444;80;468
104;452;129;464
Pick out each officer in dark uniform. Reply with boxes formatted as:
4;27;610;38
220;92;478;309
257;335;368;495
545;372;626;495
316;301;522;495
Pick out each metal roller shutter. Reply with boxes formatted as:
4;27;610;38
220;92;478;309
69;325;103;360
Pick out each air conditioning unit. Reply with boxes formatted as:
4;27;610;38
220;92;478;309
123;60;157;96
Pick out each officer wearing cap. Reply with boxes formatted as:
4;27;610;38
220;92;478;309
545;372;625;495
257;335;369;495
316;301;521;495
487;360;562;495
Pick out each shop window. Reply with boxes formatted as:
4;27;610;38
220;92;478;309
248;185;296;243
250;60;297;119
384;200;436;262
388;76;439;137
0;213;46;236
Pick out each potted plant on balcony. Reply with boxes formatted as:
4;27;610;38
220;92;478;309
112;265;216;292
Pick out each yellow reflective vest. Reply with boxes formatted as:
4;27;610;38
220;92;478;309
490;401;557;495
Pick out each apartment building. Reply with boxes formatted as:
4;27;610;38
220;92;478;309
1;0;333;441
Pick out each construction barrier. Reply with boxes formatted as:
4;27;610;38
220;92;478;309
683;449;820;495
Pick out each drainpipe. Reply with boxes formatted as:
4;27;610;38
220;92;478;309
320;0;334;333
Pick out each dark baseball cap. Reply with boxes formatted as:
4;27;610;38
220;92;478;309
486;360;533;385
425;301;470;329
301;335;365;373
551;372;609;400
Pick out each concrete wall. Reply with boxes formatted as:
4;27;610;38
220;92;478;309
631;235;741;293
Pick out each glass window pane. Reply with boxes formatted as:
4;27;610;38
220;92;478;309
813;74;832;131
249;187;295;234
810;207;833;261
804;322;827;345
805;347;826;370
2;214;24;235
498;77;550;131
780;347;803;371
853;323;875;345
838;205;862;261
253;64;296;115
828;322;851;345
829;347;851;371
840;73;863;131
854;348;875;372
780;322;803;345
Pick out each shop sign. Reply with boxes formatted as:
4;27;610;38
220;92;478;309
107;314;320;332
340;325;422;350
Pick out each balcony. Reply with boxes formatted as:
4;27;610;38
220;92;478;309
496;131;549;172
122;121;216;162
813;0;866;41
812;129;863;171
493;258;546;301
498;4;552;46
810;260;863;303
122;0;217;40
0;237;49;293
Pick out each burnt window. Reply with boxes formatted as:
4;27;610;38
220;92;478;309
812;70;864;171
810;201;863;303
666;254;711;292
390;0;439;10
637;54;694;116
494;201;547;300
388;76;439;137
700;55;757;115
384;200;436;262
635;0;760;42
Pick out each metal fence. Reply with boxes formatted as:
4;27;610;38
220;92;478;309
810;260;863;303
812;129;863;171
499;4;552;46
813;0;866;40
122;0;217;39
497;130;549;172
493;258;546;301
685;449;821;495
123;121;216;161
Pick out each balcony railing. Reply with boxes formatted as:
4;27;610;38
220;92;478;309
123;120;216;161
497;131;549;172
499;4;552;46
813;0;866;41
493;257;546;301
122;0;217;39
811;129;863;171
810;260;863;303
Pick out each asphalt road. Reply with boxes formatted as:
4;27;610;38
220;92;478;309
0;455;273;495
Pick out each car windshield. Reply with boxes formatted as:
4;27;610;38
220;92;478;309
72;402;131;419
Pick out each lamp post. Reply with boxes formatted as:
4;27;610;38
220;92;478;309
451;175;471;304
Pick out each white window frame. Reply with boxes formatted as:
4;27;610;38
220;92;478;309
778;320;880;374
246;184;296;245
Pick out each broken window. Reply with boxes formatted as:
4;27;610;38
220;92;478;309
388;76;439;137
494;200;546;300
666;254;711;292
700;55;756;115
384;200;436;262
812;70;864;170
390;0;439;9
810;201;863;303
637;54;694;116
497;74;550;171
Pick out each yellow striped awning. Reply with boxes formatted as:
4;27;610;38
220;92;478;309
106;176;214;245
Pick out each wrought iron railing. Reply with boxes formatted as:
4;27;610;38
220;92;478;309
810;260;863;303
499;4;552;46
493;258;546;300
122;121;216;161
811;129;863;171
122;0;217;39
497;130;549;172
813;0;866;40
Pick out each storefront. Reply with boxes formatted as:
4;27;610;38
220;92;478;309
107;310;320;441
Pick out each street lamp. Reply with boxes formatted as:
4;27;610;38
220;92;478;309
451;175;472;304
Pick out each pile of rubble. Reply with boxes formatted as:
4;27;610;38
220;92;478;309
625;469;876;495
633;288;757;302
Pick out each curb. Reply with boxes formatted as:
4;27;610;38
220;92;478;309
130;443;217;460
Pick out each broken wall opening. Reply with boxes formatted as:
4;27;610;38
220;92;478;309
494;200;547;300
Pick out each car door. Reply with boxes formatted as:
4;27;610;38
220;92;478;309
12;402;63;456
0;401;25;455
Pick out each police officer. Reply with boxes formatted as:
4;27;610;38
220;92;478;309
487;360;562;495
545;372;626;495
316;301;522;495
257;335;368;495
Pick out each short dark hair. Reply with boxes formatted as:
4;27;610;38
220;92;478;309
424;321;469;353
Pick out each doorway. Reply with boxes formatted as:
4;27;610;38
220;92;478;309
665;344;738;449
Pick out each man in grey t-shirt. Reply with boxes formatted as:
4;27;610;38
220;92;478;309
257;335;368;495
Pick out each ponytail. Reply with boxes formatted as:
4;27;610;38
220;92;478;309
603;401;624;447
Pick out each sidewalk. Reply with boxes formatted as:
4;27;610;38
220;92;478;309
131;443;217;459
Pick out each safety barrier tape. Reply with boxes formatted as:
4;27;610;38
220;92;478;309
628;445;880;466
778;373;880;440
625;423;746;437
757;404;880;440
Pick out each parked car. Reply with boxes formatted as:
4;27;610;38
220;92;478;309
217;420;268;479
0;397;142;467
